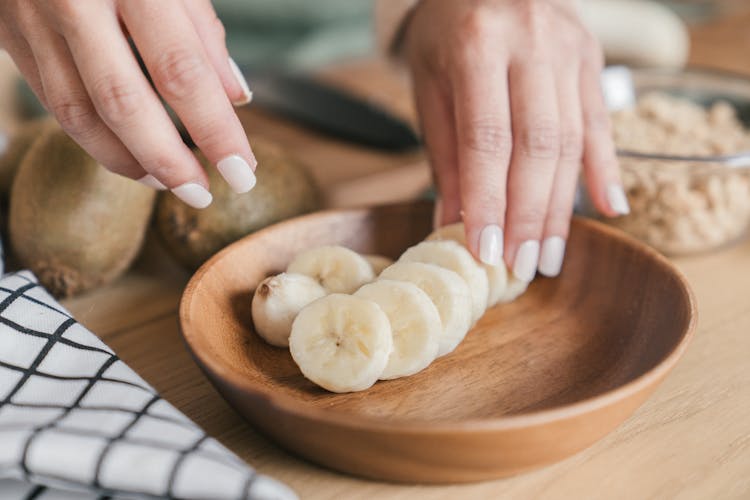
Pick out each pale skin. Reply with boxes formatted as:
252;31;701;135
404;0;628;280
0;0;257;209
0;0;627;280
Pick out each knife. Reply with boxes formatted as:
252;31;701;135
124;43;421;152
239;69;421;152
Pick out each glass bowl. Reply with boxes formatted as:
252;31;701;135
583;68;750;256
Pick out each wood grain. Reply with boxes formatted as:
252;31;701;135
56;9;750;499
324;161;432;209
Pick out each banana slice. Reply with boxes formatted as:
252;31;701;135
289;294;392;393
251;273;327;347
427;223;509;307
426;222;466;243
380;262;472;356
497;276;529;303
355;280;441;379
400;240;489;322
363;254;394;275
287;245;375;294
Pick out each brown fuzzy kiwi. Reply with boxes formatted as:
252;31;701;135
0;117;56;199
156;138;320;270
9;125;156;297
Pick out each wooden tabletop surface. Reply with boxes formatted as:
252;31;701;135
61;9;750;500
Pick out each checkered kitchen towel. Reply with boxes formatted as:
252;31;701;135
0;268;296;499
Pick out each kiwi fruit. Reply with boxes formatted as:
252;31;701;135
0;50;23;132
156;138;320;270
9;125;156;297
0;117;56;199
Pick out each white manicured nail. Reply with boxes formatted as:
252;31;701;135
172;183;213;209
137;174;167;191
479;225;503;266
229;57;252;105
607;184;630;215
538;236;566;277
433;197;443;229
248;475;298;500
513;240;540;282
217;154;257;193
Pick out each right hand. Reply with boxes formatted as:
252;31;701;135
0;0;257;208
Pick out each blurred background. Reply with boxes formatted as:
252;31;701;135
213;0;374;71
4;0;750;125
209;0;750;71
3;0;750;262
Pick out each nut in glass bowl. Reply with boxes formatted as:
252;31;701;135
581;68;750;255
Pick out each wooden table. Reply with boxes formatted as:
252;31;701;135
60;10;750;500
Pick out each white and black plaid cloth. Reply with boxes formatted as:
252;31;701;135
0;269;296;500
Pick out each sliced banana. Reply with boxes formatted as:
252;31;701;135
287;245;375;294
289;294;392;393
427;222;509;307
363;254;394;275
485;264;509;307
400;240;489;322
251;273;327;347
497;276;529;303
355;280;441;379
380;262;472;356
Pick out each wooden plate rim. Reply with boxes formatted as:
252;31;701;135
179;204;698;434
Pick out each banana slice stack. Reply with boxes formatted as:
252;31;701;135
250;223;533;393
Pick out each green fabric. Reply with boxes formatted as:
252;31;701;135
214;0;375;70
215;0;372;27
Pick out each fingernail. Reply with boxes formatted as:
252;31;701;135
137;174;167;191
228;57;252;105
217;154;257;193
538;236;566;277
172;183;213;209
247;475;298;500
433;197;443;229
606;184;630;215
479;225;503;266
513;240;540;282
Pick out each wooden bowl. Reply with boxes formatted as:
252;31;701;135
179;201;696;484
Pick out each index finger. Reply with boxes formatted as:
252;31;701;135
121;0;257;194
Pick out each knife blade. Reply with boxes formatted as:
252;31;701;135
240;69;421;152
130;43;420;152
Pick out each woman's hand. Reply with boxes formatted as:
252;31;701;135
403;0;629;280
0;0;256;208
